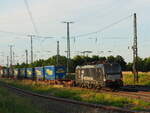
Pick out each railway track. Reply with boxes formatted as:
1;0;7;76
97;87;150;102
0;82;138;113
122;85;150;92
116;86;150;102
75;86;150;102
107;91;150;102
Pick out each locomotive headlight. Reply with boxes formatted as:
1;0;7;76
103;78;106;81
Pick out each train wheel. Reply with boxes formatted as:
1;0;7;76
72;81;76;87
80;83;83;88
96;85;102;90
88;84;93;89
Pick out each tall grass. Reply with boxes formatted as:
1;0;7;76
0;85;46;113
0;78;150;111
123;72;150;85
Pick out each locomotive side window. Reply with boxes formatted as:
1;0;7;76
95;68;103;81
105;64;121;75
85;69;90;76
90;68;96;77
76;69;81;79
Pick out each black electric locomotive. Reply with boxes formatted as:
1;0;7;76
75;63;123;89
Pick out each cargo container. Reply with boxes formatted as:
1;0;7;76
55;66;66;79
0;66;3;77
44;66;66;80
0;69;3;77
34;67;44;80
4;68;9;77
1;69;5;77
20;68;27;78
9;68;14;77
14;68;19;78
26;68;34;79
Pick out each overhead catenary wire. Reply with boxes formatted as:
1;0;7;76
0;14;132;41
24;0;39;35
74;15;133;38
0;30;56;39
0;30;28;37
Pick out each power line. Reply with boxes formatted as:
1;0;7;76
0;30;56;39
24;0;39;35
0;14;132;41
0;30;28;36
74;15;132;38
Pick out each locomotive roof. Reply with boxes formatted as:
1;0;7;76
76;65;96;69
76;63;121;69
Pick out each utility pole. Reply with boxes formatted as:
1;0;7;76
30;35;33;64
62;21;74;73
13;52;15;65
25;50;28;65
132;13;138;83
56;41;60;66
9;45;13;67
27;35;54;63
27;35;34;64
7;56;9;67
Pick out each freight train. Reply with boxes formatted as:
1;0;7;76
0;63;123;89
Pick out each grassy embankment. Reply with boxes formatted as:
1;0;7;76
123;72;150;86
0;78;150;111
0;85;52;113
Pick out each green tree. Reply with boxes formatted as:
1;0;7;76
107;56;115;63
143;57;150;72
136;57;144;72
91;55;99;62
126;62;133;71
115;55;127;70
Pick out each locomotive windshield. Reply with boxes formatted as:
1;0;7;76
104;63;121;74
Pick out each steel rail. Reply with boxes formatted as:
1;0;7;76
77;87;150;102
110;92;150;102
0;82;138;113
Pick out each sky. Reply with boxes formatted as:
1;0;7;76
0;0;150;66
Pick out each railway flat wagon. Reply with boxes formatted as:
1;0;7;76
26;68;34;79
44;66;66;80
34;67;45;80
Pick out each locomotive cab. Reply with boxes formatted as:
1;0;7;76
102;63;123;88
